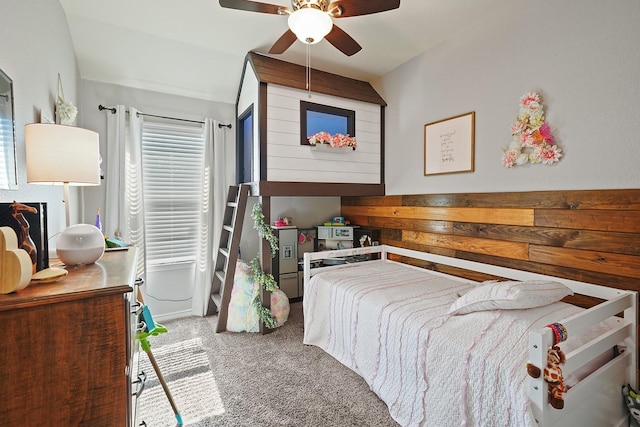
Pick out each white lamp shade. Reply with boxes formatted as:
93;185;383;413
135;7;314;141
288;8;333;45
25;123;100;186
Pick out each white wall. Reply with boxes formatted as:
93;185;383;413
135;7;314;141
0;0;81;252
376;0;640;195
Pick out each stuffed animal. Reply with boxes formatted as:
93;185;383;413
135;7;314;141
526;345;567;410
226;260;290;332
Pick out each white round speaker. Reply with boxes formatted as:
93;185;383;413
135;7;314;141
56;224;105;266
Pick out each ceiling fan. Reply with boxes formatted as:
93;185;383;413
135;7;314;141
219;0;400;56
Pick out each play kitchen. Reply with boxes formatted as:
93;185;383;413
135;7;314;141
272;217;378;300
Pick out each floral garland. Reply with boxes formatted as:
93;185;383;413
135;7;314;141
501;92;562;168
249;256;279;329
252;203;279;257
250;203;280;328
308;131;357;148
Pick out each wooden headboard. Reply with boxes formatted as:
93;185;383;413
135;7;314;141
342;189;640;301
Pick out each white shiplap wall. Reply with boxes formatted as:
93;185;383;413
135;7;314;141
265;85;381;183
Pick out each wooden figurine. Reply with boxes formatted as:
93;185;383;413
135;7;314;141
0;226;32;294
9;201;38;274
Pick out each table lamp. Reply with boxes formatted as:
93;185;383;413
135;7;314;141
25;123;104;266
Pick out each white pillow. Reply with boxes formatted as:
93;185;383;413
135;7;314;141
448;280;573;315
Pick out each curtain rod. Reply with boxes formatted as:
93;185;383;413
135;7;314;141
98;104;232;128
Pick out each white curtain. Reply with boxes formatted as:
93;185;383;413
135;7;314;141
105;106;146;277
193;119;228;316
104;105;126;240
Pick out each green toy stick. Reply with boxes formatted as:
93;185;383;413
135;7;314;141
136;303;183;426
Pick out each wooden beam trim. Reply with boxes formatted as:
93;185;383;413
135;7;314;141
247;52;387;106
535;209;640;233
529;245;640;279
403;230;529;260
460;251;640;294
402;189;640;209
342;195;403;206
255;181;384;196
343;205;534;226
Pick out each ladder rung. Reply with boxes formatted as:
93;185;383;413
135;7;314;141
214;270;225;282
211;293;222;308
212;184;250;333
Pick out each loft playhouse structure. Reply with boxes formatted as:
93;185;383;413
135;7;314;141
208;52;387;333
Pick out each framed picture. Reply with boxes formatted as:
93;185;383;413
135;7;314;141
424;111;475;176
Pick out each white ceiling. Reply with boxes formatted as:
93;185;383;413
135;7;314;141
59;0;512;104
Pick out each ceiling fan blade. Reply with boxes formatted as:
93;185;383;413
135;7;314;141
324;24;362;56
268;29;298;54
329;0;400;17
219;0;288;14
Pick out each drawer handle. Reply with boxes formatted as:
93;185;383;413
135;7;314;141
132;370;147;397
139;421;147;426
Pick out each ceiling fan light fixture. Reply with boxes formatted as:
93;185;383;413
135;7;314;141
288;8;333;45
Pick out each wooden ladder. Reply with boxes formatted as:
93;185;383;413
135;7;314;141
210;184;250;333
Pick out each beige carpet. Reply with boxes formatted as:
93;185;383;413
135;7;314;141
136;301;399;426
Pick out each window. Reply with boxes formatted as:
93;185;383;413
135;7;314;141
237;105;253;184
300;101;355;145
141;119;205;266
0;69;16;190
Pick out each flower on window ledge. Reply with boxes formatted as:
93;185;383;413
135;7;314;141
501;91;562;168
308;131;357;149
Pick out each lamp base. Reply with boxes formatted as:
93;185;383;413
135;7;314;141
56;224;105;266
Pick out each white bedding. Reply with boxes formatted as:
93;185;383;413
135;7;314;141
302;260;587;427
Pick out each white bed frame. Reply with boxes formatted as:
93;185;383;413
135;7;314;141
303;245;637;427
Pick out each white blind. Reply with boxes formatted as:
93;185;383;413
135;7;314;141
141;119;205;265
0;116;12;189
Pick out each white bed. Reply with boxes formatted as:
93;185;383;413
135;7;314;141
302;245;637;427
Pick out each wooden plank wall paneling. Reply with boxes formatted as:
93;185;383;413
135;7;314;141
342;189;640;297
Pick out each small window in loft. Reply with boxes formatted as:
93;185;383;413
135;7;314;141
238;105;253;183
300;101;355;145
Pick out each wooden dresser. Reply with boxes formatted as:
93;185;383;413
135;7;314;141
0;249;140;426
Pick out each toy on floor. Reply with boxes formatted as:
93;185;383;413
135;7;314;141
622;384;640;426
226;259;290;332
137;292;184;426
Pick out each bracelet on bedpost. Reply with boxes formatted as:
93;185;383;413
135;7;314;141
546;322;567;345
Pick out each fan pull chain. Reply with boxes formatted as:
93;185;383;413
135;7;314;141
306;42;311;98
